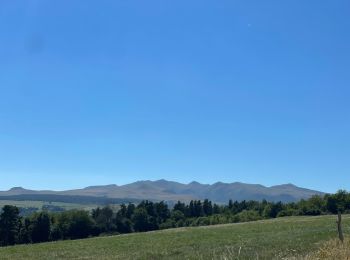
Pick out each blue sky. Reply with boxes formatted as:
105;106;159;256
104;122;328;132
0;1;349;192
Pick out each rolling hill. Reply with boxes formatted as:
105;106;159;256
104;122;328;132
0;180;323;203
0;215;347;259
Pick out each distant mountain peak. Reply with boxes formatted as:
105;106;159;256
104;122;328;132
154;179;170;183
271;183;298;189
0;180;324;203
9;187;27;191
85;184;118;189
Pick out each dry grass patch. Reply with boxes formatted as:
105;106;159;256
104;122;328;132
306;238;350;259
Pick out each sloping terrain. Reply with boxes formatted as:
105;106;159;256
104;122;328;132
0;215;347;259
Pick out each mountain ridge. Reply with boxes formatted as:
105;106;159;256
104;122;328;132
0;180;324;203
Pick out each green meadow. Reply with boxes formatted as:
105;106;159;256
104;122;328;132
0;215;348;259
0;200;99;212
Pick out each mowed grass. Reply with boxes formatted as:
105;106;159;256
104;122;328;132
1;215;349;259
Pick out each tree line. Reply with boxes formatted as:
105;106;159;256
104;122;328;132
1;190;350;247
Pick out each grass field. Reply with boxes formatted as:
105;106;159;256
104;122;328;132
0;215;349;259
0;200;120;212
0;200;98;211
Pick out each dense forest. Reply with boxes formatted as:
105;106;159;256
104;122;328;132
0;190;349;247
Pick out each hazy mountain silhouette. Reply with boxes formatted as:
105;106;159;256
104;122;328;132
0;180;323;203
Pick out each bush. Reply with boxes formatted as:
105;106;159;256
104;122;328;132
234;210;262;222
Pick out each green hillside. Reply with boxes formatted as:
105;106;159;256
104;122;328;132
0;215;348;259
0;200;100;212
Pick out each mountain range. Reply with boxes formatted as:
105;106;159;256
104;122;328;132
0;180;324;203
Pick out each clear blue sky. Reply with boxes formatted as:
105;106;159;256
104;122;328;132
0;1;349;193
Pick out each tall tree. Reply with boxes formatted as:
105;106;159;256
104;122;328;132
132;208;150;232
0;205;21;246
68;210;95;239
203;199;213;216
92;206;115;233
31;212;51;243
